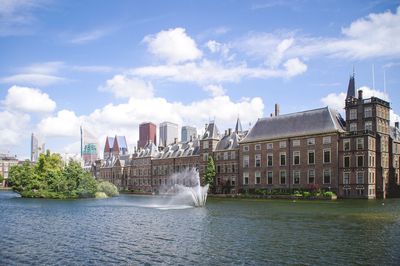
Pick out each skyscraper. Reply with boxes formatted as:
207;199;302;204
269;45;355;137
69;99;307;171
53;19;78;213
31;133;39;162
138;122;157;149
81;126;99;165
181;126;197;142
159;122;179;146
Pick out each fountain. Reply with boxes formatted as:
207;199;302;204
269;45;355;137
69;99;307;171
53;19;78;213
162;168;209;207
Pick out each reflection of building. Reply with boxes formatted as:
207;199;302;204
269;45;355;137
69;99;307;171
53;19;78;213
138;122;157;149
181;126;197;142
93;75;400;199
160;121;178;147
0;154;19;187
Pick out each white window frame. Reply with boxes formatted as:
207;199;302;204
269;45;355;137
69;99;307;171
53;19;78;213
323;169;331;184
293;170;300;184
307;138;315;145
279;141;287;148
308;169;315;184
280;152;286;166
323;136;331;144
293;151;300;165
323;149;331;164
292;140;300;147
343;139;350;151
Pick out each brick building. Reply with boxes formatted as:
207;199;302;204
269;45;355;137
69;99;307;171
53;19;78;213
92;75;400;199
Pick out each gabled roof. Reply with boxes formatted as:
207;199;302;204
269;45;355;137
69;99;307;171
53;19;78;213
115;135;128;150
136;142;158;158
241;107;345;143
154;139;200;159
390;126;400;142
104;137;114;151
202;122;220;140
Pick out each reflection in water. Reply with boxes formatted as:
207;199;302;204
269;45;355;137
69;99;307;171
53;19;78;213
0;191;399;265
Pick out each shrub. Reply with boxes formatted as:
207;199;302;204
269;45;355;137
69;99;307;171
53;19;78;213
303;191;311;197
97;181;119;197
323;191;336;198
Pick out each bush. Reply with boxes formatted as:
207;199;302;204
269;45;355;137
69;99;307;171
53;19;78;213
95;192;108;199
97;181;119;197
323;191;336;198
303;191;311;197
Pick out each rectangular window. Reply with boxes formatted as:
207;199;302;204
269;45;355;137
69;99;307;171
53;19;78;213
323;169;331;184
357;155;364;167
293;170;300;184
279;141;287;148
350;109;357;120
292;140;300;147
243;145;249;152
243;172;249;185
255;144;261;151
255;171;261;184
203;153;209;162
267;143;273;149
350;123;357;132
255;154;261;167
280;152;286;166
357;138;364;150
231;177;236;186
223;152;228;160
357;171;364;184
267;171;273;184
307;138;315;145
344;156;350;168
364;107;372;118
231;151;236;160
323;149;331;163
308;150;315;164
344;139;350;151
323;136;331;144
293;151;300;165
280;170;286;184
203;141;209;149
308;169;315;184
343;172;350;184
365;121;373;131
243;155;249;168
267;154;273;167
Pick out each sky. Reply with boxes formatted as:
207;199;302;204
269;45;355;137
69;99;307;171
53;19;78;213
1;0;400;159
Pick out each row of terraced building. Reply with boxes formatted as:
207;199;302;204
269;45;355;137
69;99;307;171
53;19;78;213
92;75;400;199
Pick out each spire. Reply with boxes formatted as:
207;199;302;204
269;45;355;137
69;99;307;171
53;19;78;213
346;71;356;100
235;117;243;133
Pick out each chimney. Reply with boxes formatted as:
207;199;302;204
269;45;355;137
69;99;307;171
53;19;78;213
275;103;280;116
228;128;232;135
190;135;193;142
270;113;273;117
174;138;178;144
358;90;363;100
395;122;399;129
224;130;227;136
205;123;208;130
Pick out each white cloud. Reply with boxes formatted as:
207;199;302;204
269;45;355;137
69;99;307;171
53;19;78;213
38;110;82;137
3;85;56;113
99;74;154;99
0;110;30;147
282;58;307;77
70;28;111;44
1;73;66;87
1;61;66;86
71;65;116;73
205;40;230;58
203;84;225;97
143;27;202;64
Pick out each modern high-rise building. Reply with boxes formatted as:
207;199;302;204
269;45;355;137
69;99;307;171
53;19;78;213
138;122;157;149
31;133;39;162
81;126;99;166
159;121;179;147
181;126;197;142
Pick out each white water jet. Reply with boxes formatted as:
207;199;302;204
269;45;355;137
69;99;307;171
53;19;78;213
161;168;209;207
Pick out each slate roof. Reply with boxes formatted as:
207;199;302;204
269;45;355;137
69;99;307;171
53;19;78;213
136;142;158;158
116;136;128;149
390;126;400;142
215;132;241;151
202;122;220;140
241;107;345;143
346;75;356;99
235;117;243;133
155;139;200;159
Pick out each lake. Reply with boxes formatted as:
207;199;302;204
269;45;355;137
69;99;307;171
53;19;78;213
1;191;399;265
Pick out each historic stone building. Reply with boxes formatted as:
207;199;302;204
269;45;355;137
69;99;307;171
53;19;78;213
92;75;400;199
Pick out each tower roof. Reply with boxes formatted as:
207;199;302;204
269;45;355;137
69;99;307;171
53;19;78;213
346;74;356;100
235;117;243;133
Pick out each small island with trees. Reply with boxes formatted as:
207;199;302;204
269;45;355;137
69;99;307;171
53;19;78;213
9;151;118;199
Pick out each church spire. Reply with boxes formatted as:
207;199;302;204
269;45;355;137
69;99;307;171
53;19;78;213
235;117;243;133
346;71;356;100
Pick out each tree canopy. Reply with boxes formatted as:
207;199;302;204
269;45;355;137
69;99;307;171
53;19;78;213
204;156;216;191
9;151;116;199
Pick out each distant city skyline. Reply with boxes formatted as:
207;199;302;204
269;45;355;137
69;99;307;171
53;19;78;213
0;1;399;159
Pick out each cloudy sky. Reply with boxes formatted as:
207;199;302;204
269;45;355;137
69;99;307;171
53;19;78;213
1;0;399;159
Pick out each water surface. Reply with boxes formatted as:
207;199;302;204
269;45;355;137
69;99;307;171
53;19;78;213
1;191;399;265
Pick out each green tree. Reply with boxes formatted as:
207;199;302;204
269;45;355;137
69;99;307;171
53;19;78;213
204;156;216;191
0;174;4;185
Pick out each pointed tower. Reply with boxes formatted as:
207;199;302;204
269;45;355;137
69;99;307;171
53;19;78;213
235;117;243;133
346;73;356;101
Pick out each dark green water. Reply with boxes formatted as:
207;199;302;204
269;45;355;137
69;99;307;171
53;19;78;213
1;191;399;265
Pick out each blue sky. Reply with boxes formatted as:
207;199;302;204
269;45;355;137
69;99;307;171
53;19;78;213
1;0;399;159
